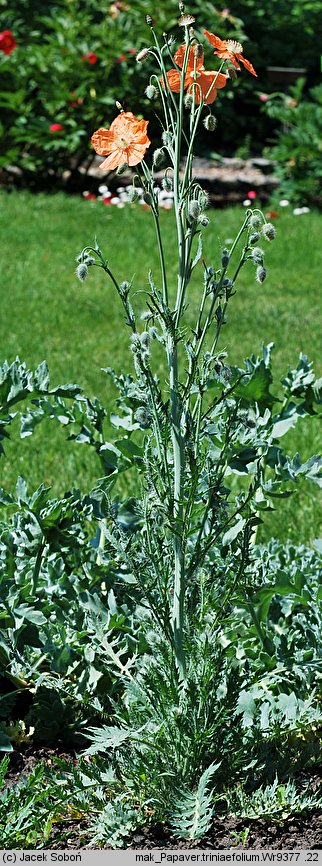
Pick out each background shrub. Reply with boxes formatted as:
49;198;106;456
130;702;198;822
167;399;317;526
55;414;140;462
1;0;322;186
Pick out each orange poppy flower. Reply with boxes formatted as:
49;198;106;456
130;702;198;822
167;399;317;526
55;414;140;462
91;111;150;171
165;44;228;105
203;31;257;77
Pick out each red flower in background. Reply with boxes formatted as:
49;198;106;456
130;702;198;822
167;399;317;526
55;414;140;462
0;30;17;55
49;123;64;133
82;52;98;65
116;54;127;63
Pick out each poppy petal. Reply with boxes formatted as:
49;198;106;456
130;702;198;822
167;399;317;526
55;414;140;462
166;69;182;92
127;143;151;166
91;128;115;155
239;55;257;77
99;150;125;171
203;30;226;50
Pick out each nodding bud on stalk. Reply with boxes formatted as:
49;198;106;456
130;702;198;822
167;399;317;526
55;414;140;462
76;263;88;282
119;281;131;298
198;213;210;227
198;189;210;210
145;84;157;100
194;43;204;59
249;232;261;244
162;173;173;192
249;214;262;229
143;191;153;205
203;114;217;132
128;187;141;203
184;93;194;109
262;222;276;241
252;246;265;265
221;248;230;268
153;148;165;167
116;163;128;175
136;48;149;62
162;130;172;147
256;265;267;283
188;199;201;221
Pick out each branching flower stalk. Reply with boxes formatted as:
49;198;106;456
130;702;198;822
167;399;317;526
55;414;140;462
82;4;276;681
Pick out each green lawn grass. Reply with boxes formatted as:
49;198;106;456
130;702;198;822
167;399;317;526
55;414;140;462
1;189;321;545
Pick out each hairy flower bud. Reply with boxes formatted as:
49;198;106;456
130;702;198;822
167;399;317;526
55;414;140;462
262;222;276;241
198;189;209;210
249;231;261;244
153;148;165;167
134;407;151;428
146;14;153;26
184;93;194;109
194;42;204;59
198;213;210;227
136;48;149;63
221;248;230;268
75;263;88;282
256;265;267;283
249;214;261;229
143;191;153;205
116;162;128;175
145;83;157;100
188;199;201;221
140;331;151;349
128;187;141;203
162;174;173;192
252;246;265;265
203;114;217;132
119;280;130;298
162;130;172;147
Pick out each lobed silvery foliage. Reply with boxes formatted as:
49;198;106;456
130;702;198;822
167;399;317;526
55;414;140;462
0;4;321;844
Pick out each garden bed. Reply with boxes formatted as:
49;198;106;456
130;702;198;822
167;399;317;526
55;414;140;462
5;745;322;850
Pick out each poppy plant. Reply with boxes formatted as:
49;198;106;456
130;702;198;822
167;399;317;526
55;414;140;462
0;30;17;55
91;111;150;171
165;44;228;104
204;31;257;77
49;123;64;133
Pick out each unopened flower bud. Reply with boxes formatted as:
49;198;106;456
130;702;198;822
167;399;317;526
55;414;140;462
140;331;151;349
119;280;130;298
227;67;238;81
134;407;151;428
143;191;153;205
249;232;261;244
256;265;267;283
162;130;172;147
116;162;128;175
188;199;201;221
146;14;153;26
198;190;209;210
249;214;261;229
115;101;123;110
76;263;88;282
153;148;164;167
252;246;265;265
262;222;276;241
136;48;149;63
203;114;217;132
194;43;204;59
184;93;194;109
198;213;210;227
221;248;230;268
162;174;173;192
145;84;157;100
128;187;141;203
